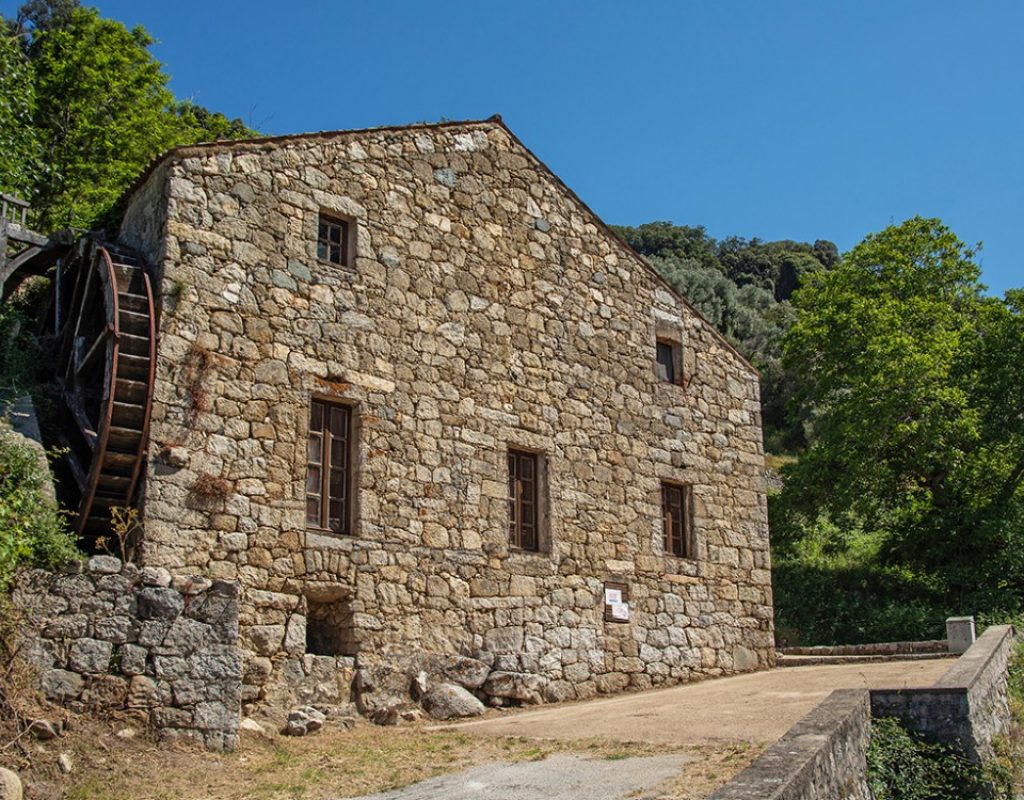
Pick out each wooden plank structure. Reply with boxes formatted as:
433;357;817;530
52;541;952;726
0;193;60;300
1;194;157;540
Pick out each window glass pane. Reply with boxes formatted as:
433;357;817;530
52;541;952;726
329;499;344;531
331;438;347;469
330;407;349;437
306;497;320;525
329;468;346;500
329;224;342;244
306;466;321;494
308;434;322;463
657;342;675;383
310;401;324;431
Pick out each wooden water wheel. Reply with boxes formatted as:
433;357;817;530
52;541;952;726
54;239;157;538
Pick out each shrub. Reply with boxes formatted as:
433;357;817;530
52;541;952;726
867;717;1007;800
0;423;79;591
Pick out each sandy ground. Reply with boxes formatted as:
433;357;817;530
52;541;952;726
441;658;955;745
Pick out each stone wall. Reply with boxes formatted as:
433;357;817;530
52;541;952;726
712;626;1017;798
709;689;872;800
13;557;241;750
118;117;774;706
870;624;1014;761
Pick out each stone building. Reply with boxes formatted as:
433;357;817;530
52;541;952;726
111;116;773;713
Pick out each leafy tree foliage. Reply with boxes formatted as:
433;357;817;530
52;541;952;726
27;5;186;228
774;217;1024;640
0;421;78;592
0;22;38;198
1;0;255;229
614;221;836;451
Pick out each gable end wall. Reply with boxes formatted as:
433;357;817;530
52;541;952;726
120;121;774;707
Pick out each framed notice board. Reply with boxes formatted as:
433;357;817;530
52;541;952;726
603;581;630;623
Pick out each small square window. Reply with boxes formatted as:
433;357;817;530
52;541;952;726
656;338;687;386
317;213;350;266
661;482;693;558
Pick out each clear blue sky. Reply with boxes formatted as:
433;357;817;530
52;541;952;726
7;0;1021;294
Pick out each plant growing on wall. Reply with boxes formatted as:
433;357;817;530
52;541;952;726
0;422;78;591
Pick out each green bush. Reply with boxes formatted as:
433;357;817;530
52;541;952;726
868;717;1009;800
0;422;79;591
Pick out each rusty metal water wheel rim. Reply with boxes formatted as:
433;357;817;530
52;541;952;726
55;240;156;539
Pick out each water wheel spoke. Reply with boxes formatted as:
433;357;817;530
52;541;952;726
75;325;113;379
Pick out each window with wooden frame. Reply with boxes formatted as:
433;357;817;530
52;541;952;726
508;449;540;551
656;339;682;385
317;212;350;266
306;400;353;533
661;482;693;558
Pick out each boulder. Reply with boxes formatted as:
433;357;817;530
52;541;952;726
421;683;486;720
239;717;268;736
27;719;59;741
436;655;491;690
282;706;325;736
371;704;424;726
0;767;21;800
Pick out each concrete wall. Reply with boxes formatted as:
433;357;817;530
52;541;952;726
13;557;241;750
118;118;774;708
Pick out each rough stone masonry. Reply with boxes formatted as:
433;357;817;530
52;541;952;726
114;116;774;715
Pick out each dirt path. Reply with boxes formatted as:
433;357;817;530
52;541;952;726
441;658;954;745
336;754;697;800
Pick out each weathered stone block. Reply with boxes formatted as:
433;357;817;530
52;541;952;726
137;588;184;620
40;669;83;701
482;671;546;705
68;638;113;673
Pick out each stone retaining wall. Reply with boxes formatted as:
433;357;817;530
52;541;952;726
712;626;1017;798
779;640;948;657
12;557;241;750
870;624;1014;761
709;689;872;800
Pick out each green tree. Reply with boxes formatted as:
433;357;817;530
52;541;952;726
9;1;255;230
27;5;185;228
173;100;254;144
777;217;1024;621
0;22;38;198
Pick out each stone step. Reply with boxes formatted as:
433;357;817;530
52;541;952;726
776;653;956;667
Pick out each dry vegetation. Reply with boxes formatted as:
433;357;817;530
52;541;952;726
2;707;762;800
